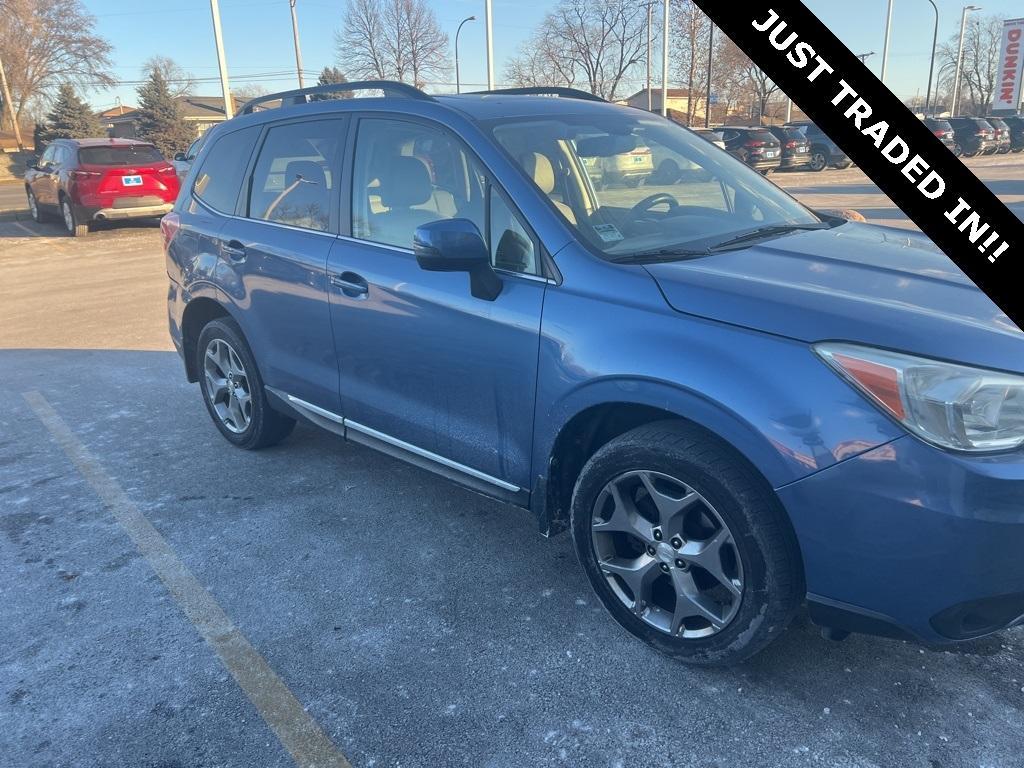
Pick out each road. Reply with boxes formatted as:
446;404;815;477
2;172;1023;768
0;180;26;213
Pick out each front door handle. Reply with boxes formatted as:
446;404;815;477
221;240;246;262
330;271;369;298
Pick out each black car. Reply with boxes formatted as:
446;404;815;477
923;118;957;154
784;121;852;171
1004;115;1024;152
947;117;995;157
719;127;782;174
986;117;1013;155
766;126;811;169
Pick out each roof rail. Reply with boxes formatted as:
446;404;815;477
240;80;433;114
466;86;606;103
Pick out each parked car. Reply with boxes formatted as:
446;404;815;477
691;127;726;152
1004;115;1024;152
947;117;995;157
601;145;653;187
766;126;811;170
784;121;852;171
986;117;1013;154
923;118;957;154
166;82;1024;666
719;127;782;174
25;138;179;236
173;136;205;181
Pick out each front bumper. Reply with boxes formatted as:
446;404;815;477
778;435;1024;644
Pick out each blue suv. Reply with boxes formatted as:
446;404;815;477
164;81;1024;665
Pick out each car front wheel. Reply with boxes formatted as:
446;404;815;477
26;188;49;223
571;421;803;665
196;318;295;450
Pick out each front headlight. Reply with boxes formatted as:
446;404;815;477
815;343;1024;452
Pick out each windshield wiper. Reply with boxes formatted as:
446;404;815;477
707;223;830;252
610;246;709;264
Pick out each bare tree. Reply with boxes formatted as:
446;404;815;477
672;1;712;124
0;0;114;127
336;0;449;89
717;40;779;124
142;56;195;98
505;28;578;89
937;14;1005;115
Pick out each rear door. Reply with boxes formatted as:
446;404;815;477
216;117;348;413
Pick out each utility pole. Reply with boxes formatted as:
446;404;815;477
705;23;713;127
952;5;981;117
646;3;653;111
484;0;495;90
661;0;669;117
210;0;234;118
289;0;305;89
880;0;895;84
0;54;23;150
924;0;939;116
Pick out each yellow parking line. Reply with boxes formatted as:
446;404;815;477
23;391;353;768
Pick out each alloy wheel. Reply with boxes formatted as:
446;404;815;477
590;470;743;639
203;338;252;433
62;200;74;232
27;191;38;220
809;152;827;171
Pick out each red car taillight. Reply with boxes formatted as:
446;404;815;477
785;140;798;148
160;212;180;251
69;169;101;181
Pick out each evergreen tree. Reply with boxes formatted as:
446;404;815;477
312;66;352;99
135;70;194;157
43;84;104;141
33;122;48;156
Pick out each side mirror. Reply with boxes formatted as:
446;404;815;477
414;218;502;301
173;152;187;162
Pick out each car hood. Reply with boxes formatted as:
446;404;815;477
645;222;1024;373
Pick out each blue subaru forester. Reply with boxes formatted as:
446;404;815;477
164;81;1024;665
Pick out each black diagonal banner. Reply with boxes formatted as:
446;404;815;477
694;1;1024;332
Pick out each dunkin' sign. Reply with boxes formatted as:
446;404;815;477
993;18;1024;113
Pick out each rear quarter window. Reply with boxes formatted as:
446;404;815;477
193;126;261;214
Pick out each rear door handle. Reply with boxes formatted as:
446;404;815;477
221;240;246;262
330;271;369;298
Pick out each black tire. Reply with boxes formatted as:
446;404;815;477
196;318;295;450
571;420;803;666
953;143;964;158
832;161;852;170
809;149;828;172
59;196;88;237
26;187;51;223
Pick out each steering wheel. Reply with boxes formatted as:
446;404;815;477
630;192;679;218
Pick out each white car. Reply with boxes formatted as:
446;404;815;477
691;128;726;152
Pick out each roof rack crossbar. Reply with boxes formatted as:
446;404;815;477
466;87;606;103
241;80;433;114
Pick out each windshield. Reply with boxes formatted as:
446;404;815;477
488;112;822;260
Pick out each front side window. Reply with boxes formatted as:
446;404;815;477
489;113;823;261
193;126;260;214
351;118;485;249
247;119;344;232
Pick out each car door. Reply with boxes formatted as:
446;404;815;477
32;144;60;208
326;116;547;497
216;117;348;415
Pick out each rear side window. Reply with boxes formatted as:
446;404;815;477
79;145;164;165
246;119;345;232
193;126;260;214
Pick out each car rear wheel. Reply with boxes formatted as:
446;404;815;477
60;197;88;237
953;143;964;157
808;150;828;172
571;421;803;665
833;161;852;170
196;318;295;450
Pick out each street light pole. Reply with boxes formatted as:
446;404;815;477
484;0;494;90
210;0;234;118
455;16;476;94
705;23;713;128
661;0;669;117
880;0;895;84
646;3;653;111
289;0;304;89
952;5;981;117
924;0;939;116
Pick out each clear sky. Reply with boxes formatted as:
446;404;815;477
83;0;1023;111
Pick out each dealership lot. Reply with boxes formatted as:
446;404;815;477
2;159;1024;768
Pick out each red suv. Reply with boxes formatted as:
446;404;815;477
25;138;180;236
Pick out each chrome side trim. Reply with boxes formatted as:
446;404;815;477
271;389;520;493
344;418;521;492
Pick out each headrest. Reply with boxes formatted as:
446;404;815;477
520;152;556;194
379;156;433;209
284;160;326;188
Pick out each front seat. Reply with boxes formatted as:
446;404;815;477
262;160;329;230
519;152;577;225
368;156;444;247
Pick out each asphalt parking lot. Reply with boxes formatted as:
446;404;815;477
2;160;1024;768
